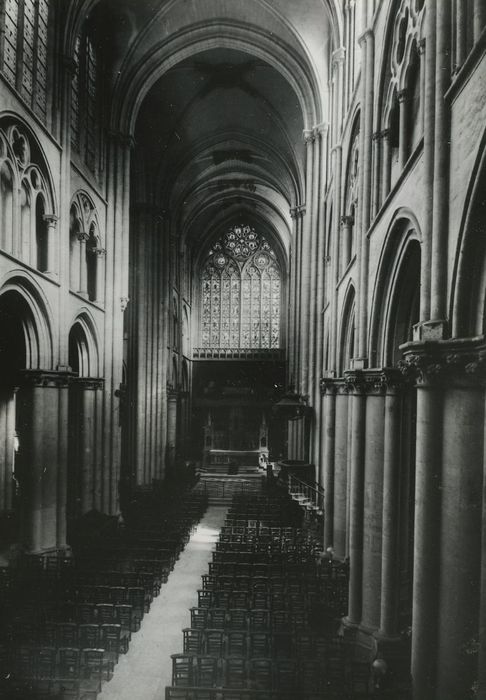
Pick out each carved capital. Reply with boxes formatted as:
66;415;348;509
418;38;426;56
379;368;406;393
399;349;486;386
397;88;410;103
296;204;306;216
43;214;58;227
344;370;366;394
77;232;89;243
303;129;315;145
20;369;73;389
332;47;346;65
290;206;298;220
341;214;354;227
94;247;107;257
72;377;104;391
120;296;129;312
358;28;374;47
320;377;338;396
315;122;329;137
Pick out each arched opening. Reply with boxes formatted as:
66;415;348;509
453;153;486;337
69;204;82;291
35;195;48;272
0;290;32;551
20;181;31;263
381;232;421;635
67;319;100;527
386;239;421;366
339;286;355;375
0;161;14;253
86;223;98;302
406;43;422;156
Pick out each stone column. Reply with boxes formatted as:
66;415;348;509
94;248;106;304
381;129;392;204
361;372;385;632
43;214;58;275
321;379;337;549
474;0;486;43
378;370;404;640
371;131;382;218
73;378;103;514
333;383;349;559
341;215;354;276
356;27;374;364
420;7;435;325
103;131;133;514
0;387;17;511
345;371;366;626
299;130;315;396
478;385;486;698
437;366;483;700
166;389;178;473
429;0;451;329
455;0;467;70
409;357;442;700
77;232;89;296
294;206;305;386
17;370;71;552
288;207;298;388
397;89;410;170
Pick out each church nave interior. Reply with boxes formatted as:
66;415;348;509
0;1;486;699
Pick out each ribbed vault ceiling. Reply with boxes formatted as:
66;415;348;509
90;0;336;258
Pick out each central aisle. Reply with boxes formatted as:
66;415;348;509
98;505;227;700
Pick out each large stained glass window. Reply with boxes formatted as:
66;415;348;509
200;224;281;349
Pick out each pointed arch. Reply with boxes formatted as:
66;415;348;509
339;283;356;375
369;209;422;366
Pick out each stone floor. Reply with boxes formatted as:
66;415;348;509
98;506;227;700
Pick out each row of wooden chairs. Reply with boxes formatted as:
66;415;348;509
170;653;371;693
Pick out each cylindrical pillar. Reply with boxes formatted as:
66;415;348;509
379;373;403;638
398;89;410;170
299;131;315;396
437;382;483;700
78;232;89;295
474;0;486;43
167;390;178;473
333;387;349;558
95;248;106;304
381;129;392;203
430;0;451;323
361;380;385;631
341;215;353;275
371;131;382;218
420;5;436;324
346;374;366;625
411;377;442;700
321;380;337;549
43;215;58;274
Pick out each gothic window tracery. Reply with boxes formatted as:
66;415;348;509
71;26;99;172
200;225;281;349
0;0;50;121
0;123;55;270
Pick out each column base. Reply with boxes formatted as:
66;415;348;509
27;544;72;557
342;615;361;631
